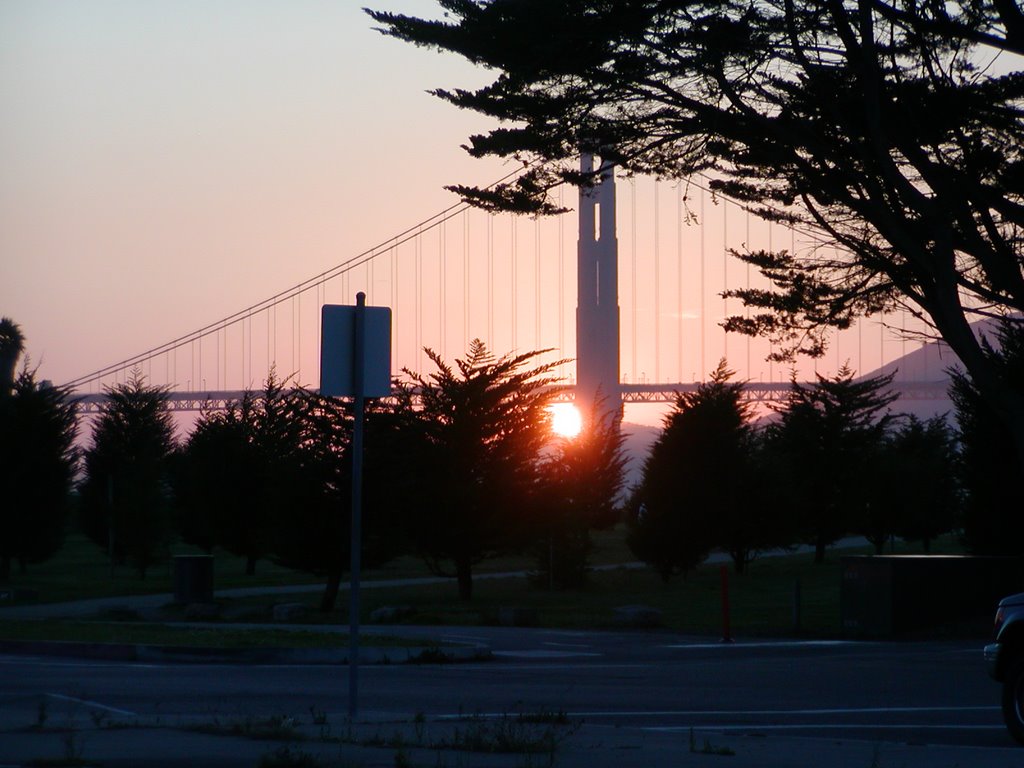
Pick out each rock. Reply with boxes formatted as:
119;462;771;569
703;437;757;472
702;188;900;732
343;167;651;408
369;605;416;623
104;606;140;621
183;602;222;621
612;605;664;628
272;602;308;622
223;604;271;622
498;607;539;627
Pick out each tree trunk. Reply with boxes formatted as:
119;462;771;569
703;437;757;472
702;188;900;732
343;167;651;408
814;538;826;564
246;556;257;576
456;557;473;601
320;572;342;613
927;290;1024;477
731;549;747;575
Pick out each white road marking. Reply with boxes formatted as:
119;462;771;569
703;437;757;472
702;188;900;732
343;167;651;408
493;650;603;659
0;657;160;670
543;642;593;649
46;693;137;717
565;705;998;717
662;640;865;650
644;724;1006;732
442;634;489;643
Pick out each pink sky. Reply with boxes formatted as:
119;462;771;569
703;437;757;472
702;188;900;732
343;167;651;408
1;1;937;412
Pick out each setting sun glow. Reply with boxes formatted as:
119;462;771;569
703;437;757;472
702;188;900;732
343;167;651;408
548;403;583;438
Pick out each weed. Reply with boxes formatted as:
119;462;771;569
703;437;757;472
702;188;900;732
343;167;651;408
407;646;450;664
394;748;412;768
88;709;109;729
62;728;85;764
188;714;301;742
515;708;571;725
36;698;49;729
688;727;735;757
257;745;324;768
309;705;328;726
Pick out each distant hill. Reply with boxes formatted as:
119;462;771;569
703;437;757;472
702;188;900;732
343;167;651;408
619;318;1015;489
864;316;1013;422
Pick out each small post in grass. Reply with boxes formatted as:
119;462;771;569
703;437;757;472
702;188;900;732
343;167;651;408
720;565;733;643
792;576;802;634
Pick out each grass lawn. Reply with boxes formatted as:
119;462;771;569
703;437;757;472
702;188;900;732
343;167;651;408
0;528;975;642
0;619;431;649
275;551;854;637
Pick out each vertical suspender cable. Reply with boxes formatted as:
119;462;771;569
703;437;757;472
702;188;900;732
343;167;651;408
512;216;517;351
654;179;660;384
536;215;544;350
626;180;634;385
768;223;773;384
416;226;423;372
488;215;494;347
700;185;706;381
677;182;683;384
746;209;751;379
723;198;728;364
441;219;446;359
561;186;569;378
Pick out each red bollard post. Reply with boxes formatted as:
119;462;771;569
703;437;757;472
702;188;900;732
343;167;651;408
720;565;733;643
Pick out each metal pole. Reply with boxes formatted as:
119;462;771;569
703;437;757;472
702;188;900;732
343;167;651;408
720;565;733;643
348;292;366;719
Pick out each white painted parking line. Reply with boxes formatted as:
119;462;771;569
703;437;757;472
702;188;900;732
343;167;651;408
543;642;593;649
565;705;998;717
47;693;137;717
0;657;160;670
442;634;489;643
493;650;603;659
643;724;1007;732
662;640;865;650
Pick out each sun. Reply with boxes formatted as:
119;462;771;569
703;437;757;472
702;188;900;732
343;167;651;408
548;403;583;438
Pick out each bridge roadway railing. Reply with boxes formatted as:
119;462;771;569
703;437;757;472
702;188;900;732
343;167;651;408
73;380;951;413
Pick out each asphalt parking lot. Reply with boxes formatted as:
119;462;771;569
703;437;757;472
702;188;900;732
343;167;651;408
0;626;1018;767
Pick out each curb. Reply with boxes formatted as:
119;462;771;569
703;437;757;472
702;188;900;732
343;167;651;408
0;639;492;665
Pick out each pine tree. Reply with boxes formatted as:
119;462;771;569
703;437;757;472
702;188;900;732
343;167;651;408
396;340;563;600
79;372;176;578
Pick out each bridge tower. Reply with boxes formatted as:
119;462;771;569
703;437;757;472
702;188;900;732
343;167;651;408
575;153;622;421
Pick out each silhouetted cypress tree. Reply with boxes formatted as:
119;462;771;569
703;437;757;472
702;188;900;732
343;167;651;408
394;340;563;600
0;365;78;580
952;321;1024;555
533;397;626;589
629;361;763;579
79;372;176;578
766;366;897;563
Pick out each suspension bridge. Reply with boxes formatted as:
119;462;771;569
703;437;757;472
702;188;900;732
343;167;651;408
67;158;952;415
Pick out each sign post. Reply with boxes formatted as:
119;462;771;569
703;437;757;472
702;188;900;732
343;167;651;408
320;294;391;719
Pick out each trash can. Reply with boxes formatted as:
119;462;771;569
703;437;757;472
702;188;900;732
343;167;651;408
173;555;214;604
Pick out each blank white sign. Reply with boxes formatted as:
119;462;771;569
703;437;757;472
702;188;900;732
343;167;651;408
320;303;392;398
